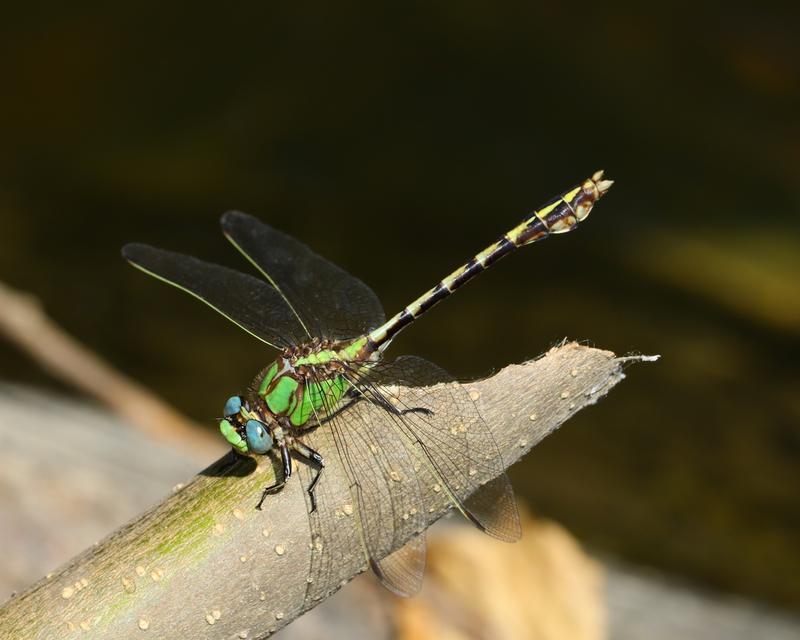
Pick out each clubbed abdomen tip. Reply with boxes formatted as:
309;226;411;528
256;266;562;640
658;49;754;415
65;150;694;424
590;170;614;196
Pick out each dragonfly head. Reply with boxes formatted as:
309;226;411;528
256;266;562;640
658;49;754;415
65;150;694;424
219;395;274;455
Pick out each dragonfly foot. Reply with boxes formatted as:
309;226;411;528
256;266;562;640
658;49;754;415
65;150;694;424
256;480;286;510
381;398;434;418
292;441;324;515
400;406;433;417
308;492;318;514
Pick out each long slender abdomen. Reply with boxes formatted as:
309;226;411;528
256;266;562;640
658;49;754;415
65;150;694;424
368;171;613;347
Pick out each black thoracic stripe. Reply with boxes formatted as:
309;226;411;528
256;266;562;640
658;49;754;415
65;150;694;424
482;236;516;267
414;283;449;316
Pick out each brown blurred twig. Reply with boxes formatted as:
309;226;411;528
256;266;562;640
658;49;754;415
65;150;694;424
0;280;221;458
0;342;652;639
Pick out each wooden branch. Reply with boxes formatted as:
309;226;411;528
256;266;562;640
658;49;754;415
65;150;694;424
0;343;651;639
0;280;220;458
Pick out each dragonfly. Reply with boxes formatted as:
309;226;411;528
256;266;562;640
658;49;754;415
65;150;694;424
122;171;612;598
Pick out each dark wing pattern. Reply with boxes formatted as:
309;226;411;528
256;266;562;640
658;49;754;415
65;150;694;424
122;243;306;349
221;211;386;341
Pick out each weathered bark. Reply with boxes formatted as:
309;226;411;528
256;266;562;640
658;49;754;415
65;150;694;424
0;343;650;640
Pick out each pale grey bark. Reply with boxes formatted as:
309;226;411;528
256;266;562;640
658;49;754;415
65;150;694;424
0;343;649;640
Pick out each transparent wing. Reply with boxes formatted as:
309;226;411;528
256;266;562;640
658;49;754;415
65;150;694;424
352;356;522;542
297;424;362;608
221;211;385;341
122;243;306;349
298;354;518;603
372;534;426;596
300;372;427;602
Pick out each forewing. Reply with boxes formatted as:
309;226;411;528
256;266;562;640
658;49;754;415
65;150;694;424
358;355;522;542
122;243;306;349
221;211;385;341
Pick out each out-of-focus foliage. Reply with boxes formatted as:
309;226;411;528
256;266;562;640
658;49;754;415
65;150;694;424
0;3;798;607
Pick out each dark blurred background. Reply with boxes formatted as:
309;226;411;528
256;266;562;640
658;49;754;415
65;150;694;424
1;2;798;611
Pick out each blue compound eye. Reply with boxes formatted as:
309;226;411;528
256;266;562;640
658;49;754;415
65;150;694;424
245;419;273;454
223;395;242;418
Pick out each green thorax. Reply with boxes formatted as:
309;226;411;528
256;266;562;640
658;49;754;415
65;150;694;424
257;337;372;427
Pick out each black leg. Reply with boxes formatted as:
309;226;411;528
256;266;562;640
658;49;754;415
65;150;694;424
256;444;292;510
306;465;324;513
256;479;284;510
370;392;433;418
293;441;325;514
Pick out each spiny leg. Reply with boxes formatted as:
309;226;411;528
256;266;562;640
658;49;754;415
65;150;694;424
292;440;325;513
256;443;292;510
